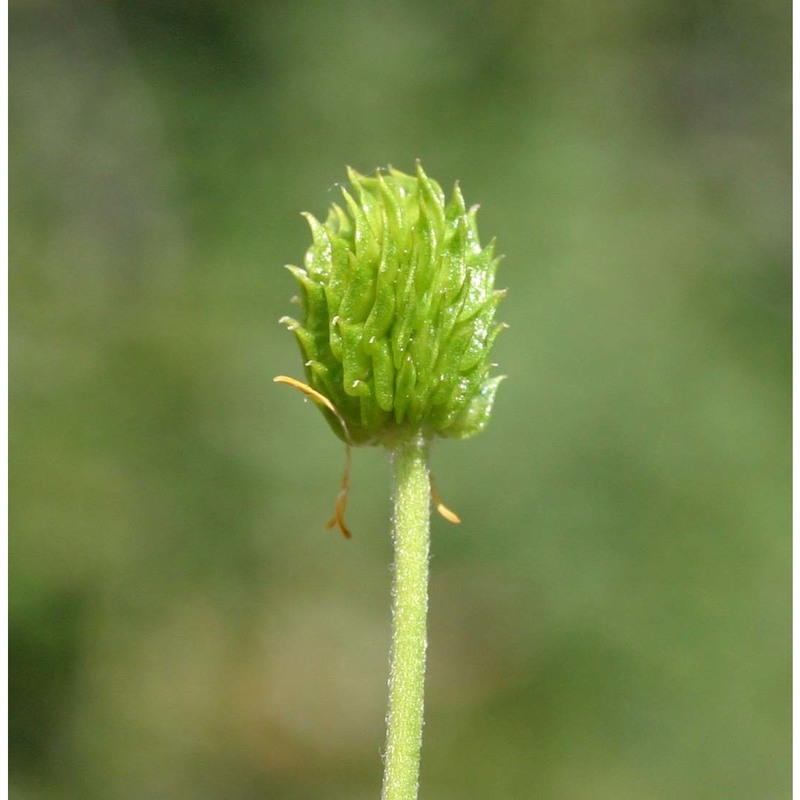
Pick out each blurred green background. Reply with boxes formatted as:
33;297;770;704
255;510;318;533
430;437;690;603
10;1;790;798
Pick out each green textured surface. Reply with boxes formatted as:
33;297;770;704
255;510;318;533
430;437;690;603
282;165;505;446
10;2;789;799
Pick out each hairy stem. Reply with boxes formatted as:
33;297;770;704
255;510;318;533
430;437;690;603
382;433;431;800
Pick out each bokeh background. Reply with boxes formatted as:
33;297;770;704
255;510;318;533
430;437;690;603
10;1;790;798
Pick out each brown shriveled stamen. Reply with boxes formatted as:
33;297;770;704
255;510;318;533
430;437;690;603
325;442;352;539
430;474;461;525
274;375;354;538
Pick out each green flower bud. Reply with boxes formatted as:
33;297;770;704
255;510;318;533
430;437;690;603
279;163;506;449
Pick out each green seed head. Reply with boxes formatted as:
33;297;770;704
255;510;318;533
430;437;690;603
281;163;506;447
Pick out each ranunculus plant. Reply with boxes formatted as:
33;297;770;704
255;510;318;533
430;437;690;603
276;163;506;799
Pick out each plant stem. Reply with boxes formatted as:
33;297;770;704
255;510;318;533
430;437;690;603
382;433;431;800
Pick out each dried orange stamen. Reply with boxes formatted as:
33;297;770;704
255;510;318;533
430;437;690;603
430;474;461;525
274;375;354;537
